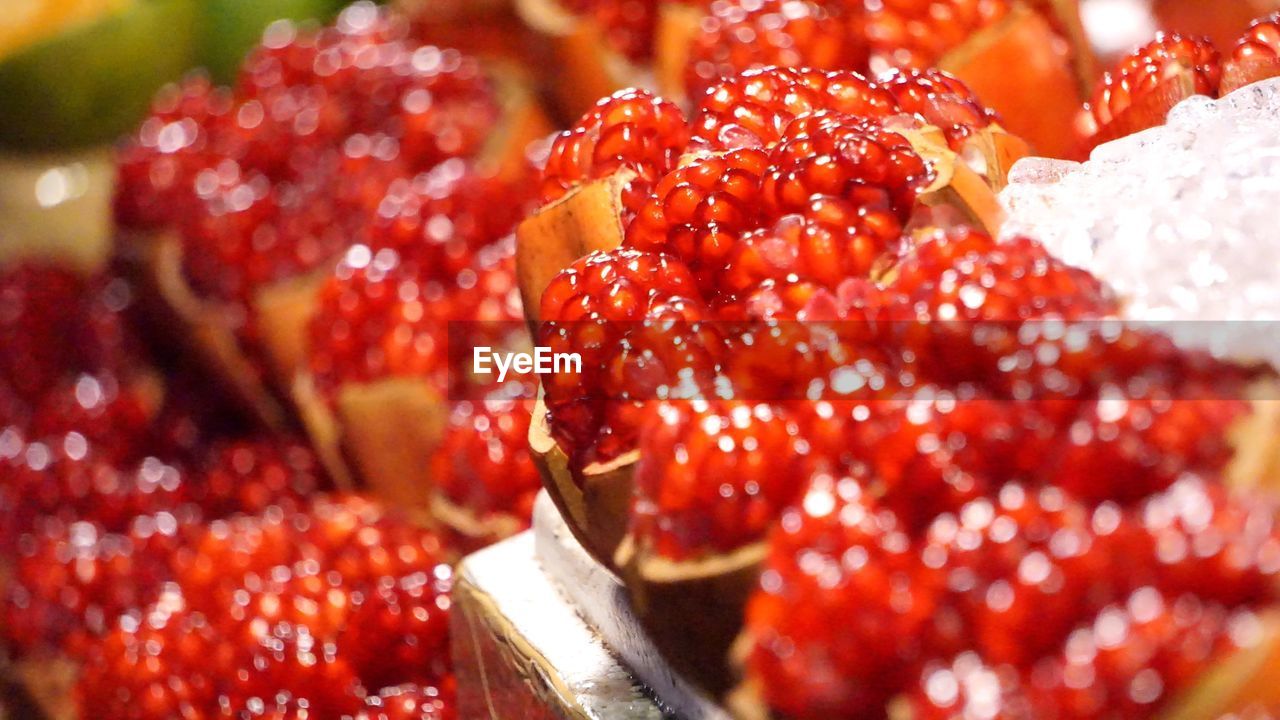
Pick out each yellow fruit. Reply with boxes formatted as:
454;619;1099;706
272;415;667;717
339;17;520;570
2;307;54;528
0;0;197;152
0;0;130;59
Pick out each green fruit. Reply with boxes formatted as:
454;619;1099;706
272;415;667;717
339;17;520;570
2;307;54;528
0;0;198;152
198;0;350;84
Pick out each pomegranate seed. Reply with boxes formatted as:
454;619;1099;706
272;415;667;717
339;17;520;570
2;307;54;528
430;400;542;536
686;0;863;102
537;248;702;466
744;472;935;718
1234;13;1280;62
118;4;502;311
877;67;999;148
690;67;897;151
357;682;456;720
1088;33;1222;130
541;88;689;212
630;400;816;558
864;0;1010;71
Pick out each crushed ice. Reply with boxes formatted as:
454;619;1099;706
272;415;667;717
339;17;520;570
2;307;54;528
999;78;1280;369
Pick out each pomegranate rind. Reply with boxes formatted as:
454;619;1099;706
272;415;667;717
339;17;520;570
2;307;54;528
654;1;705;103
516;172;631;324
116;229;289;430
1227;379;1280;493
1026;0;1098;89
940;3;1090;159
1156;609;1280;720
724;674;773;720
481;61;557;182
254;270;327;390
291;372;357;490
528;392;638;570
900;124;1029;234
1221;55;1280;95
335;376;449;526
12;655;77;720
1080;68;1202;154
429;489;528;552
613;536;767;696
514;0;648;118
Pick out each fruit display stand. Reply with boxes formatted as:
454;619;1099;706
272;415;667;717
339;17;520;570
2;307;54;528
453;491;729;719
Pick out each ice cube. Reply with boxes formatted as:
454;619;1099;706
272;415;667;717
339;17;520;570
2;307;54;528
1005;157;1079;186
1164;94;1216;129
998;82;1280;369
1219;77;1280;118
1087;124;1171;164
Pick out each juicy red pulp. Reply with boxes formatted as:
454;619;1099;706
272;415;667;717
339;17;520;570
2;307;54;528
115;4;503;312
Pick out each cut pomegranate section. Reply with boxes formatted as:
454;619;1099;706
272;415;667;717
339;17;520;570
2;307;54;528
690;67;897;151
118;8;506;310
628;400;812;560
114;2;546;433
864;0;1011;71
740;472;935;719
70;494;456;720
308;247;451;401
1079;33;1222;151
429;399;543;546
685;0;863;102
1223;12;1280;93
537;247;702;467
541;88;689;213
